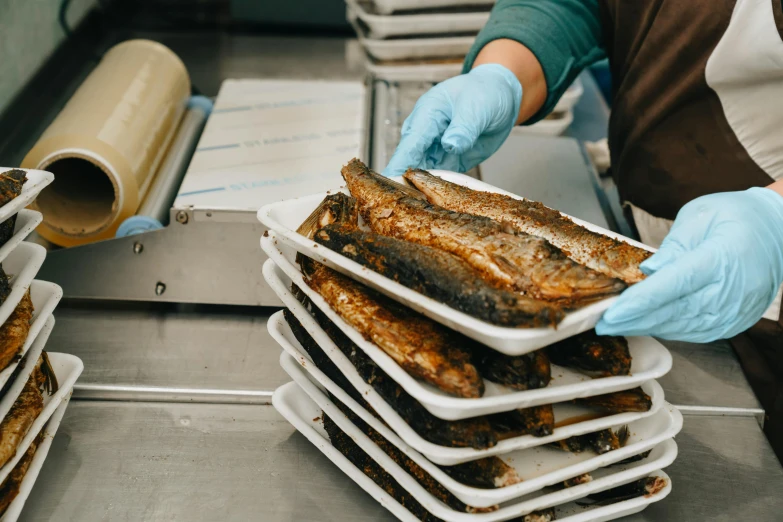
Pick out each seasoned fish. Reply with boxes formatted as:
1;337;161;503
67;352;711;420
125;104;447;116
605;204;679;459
0;291;33;373
0;170;25;209
285;301;497;449
575;388;652;413
0;430;41;516
581;476;667;505
323;414;445;522
325;408;497;514
564;473;593;488
313;223;563;328
0;266;11;308
552;425;628;455
0;369;42;468
342;159;625;305
489;405;555;439
546;331;631;377
472;347;551;390
404;168;651;284
297;195;484;398
438;456;522;489
521;508;556;522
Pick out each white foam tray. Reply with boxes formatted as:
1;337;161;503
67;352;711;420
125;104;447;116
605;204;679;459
0;211;42;266
0;315;55;423
555;77;584;112
0;352;83;486
348;0;491;38
367;58;463;82
269;304;663;464
0;169;53;228
258;170;655;355
370;0;495;15
263;258;670;419
1;392;71;522
280;353;680;508
0;282;63;393
0;243;47;334
274;381;674;521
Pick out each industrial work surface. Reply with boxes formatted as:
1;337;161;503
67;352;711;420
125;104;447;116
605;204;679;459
18;405;783;522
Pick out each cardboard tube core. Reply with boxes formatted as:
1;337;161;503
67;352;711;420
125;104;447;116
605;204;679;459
36;157;118;236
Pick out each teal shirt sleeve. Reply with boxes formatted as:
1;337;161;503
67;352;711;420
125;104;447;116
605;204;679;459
464;0;606;124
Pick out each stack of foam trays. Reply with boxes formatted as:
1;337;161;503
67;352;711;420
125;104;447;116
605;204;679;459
0;167;84;521
260;162;680;522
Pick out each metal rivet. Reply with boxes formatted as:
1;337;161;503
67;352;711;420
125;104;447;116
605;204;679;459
155;282;166;296
176;211;189;224
133;242;143;254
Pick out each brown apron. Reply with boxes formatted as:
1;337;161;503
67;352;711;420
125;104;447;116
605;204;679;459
598;0;783;459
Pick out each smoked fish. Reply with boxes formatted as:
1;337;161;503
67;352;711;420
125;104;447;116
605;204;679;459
404;168;651;284
341;159;625;306
575;388;652;413
546;331;631;377
313;223;563;328
0;291;33;373
472;347;551;390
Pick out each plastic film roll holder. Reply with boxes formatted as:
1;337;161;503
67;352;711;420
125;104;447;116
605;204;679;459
31;42;370;305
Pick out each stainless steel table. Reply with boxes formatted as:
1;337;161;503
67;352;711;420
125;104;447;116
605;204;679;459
19;405;783;522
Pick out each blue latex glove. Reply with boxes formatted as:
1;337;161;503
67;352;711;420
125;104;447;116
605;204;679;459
383;63;522;177
596;187;783;343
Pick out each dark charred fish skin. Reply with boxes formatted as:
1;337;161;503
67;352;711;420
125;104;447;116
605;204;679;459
574;388;653;413
404;168;651;284
552;428;622;455
313;224;564;328
293;289;499;450
489;405;556;439
582;476;667;505
284;308;371;410
341;159;626;306
323;414;448;522
472;347;552;391
0;170;26;209
297;194;485;399
327;401;499;514
546;331;631;377
437;455;522;490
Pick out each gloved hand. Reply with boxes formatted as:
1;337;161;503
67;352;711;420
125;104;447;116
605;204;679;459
382;63;522;177
596;187;783;343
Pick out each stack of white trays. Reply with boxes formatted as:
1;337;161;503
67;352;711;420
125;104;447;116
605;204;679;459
0;167;84;521
260;172;680;522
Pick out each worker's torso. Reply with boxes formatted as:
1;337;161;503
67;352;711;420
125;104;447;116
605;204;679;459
598;0;783;220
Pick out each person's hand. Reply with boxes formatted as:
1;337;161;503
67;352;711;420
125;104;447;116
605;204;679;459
382;63;522;177
596;187;783;343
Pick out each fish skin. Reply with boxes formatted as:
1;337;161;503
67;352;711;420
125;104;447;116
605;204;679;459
489;405;555;438
404;168;652;284
286;299;498;449
438;456;522;489
302;257;485;398
552;428;621;455
313;224;564;328
341;159;625;306
574;387;653;413
0;364;44;468
545;330;631;377
472;346;552;391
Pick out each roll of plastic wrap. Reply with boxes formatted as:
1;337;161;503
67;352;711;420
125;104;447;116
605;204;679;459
22;40;191;247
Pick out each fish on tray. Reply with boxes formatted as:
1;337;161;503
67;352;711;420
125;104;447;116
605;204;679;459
404;168;652;284
341;158;625;306
578;476;667;505
0;430;42;516
546;330;632;377
284;303;498;449
438;456;522;490
552;425;629;455
489;405;555;439
472;346;551;390
0;290;33;374
296;194;485;399
574;388;653;413
313;222;563;328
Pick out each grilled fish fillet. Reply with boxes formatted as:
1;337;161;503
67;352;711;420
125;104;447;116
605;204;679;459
285;303;498;449
472;346;551;391
489;405;555;439
404;168;651;284
297;194;484;398
584;476;667;504
546;330;631;377
0;430;41;516
552;426;627;455
438;456;522;489
0;371;43;468
342;159;625;305
0;291;33;373
313;223;563;328
575;388;652;413
0;170;25;209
